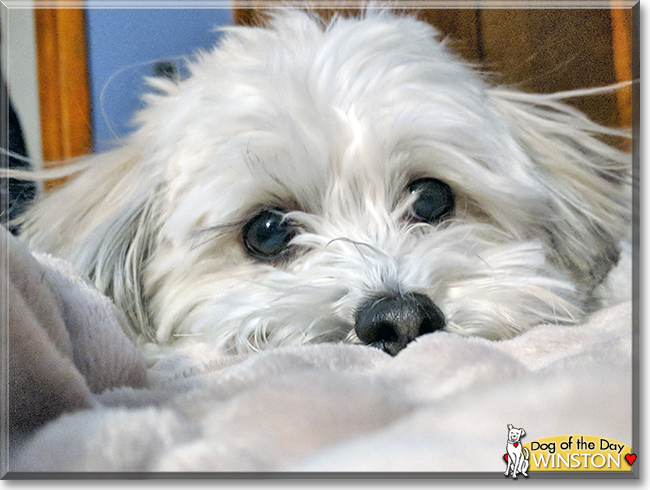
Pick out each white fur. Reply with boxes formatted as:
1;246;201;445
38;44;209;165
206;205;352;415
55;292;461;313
19;10;631;354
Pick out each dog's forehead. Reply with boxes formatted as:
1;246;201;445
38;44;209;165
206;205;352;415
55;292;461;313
197;20;478;176
200;11;472;106
157;10;544;230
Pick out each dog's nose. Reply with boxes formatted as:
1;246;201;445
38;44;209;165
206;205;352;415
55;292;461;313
354;293;445;356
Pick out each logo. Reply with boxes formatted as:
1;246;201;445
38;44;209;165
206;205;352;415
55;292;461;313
504;424;530;479
502;426;636;475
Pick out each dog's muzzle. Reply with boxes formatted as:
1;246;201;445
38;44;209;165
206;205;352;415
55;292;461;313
354;293;445;356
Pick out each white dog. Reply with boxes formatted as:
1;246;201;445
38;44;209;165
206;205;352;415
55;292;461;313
505;424;529;478
18;9;630;356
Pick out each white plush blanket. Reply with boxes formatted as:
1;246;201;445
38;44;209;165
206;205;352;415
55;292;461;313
4;226;633;474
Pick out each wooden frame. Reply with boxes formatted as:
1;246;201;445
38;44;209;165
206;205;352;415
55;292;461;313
611;7;634;128
35;6;91;189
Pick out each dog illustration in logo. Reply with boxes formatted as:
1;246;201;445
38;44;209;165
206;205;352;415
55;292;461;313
504;424;529;478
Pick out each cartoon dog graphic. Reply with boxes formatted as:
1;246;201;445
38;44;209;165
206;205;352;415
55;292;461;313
504;424;529;478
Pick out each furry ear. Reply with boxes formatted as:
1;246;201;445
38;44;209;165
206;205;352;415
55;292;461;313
79;190;161;342
19;146;164;342
488;88;631;292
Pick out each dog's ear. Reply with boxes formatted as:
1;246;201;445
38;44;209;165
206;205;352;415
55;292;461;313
20;146;164;341
79;189;161;342
508;424;513;430
488;88;631;292
520;429;526;437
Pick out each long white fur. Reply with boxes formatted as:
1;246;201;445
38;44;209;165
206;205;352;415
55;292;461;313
18;9;631;354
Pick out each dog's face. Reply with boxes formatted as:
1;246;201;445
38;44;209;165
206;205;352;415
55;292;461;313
22;10;630;355
507;425;525;444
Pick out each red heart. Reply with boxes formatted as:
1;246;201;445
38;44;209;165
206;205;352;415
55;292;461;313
625;454;636;466
514;442;519;447
503;454;508;462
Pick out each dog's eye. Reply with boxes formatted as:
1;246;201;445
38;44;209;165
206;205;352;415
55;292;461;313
243;209;295;261
408;178;455;224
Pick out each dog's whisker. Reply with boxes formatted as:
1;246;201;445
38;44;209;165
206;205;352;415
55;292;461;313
99;54;191;143
322;236;395;268
471;252;496;279
299;317;352;344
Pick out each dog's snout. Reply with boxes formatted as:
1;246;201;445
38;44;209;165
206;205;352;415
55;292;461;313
354;293;445;356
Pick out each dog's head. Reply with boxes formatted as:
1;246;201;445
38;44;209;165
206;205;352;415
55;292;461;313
22;10;630;355
507;424;526;443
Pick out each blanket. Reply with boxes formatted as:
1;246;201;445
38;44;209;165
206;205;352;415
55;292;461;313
3;225;634;474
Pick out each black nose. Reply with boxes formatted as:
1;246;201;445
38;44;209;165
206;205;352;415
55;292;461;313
354;293;445;356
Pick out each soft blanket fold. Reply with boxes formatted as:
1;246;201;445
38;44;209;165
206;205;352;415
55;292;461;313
3;225;633;473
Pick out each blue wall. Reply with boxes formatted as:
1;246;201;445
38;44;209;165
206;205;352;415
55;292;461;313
85;9;233;152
